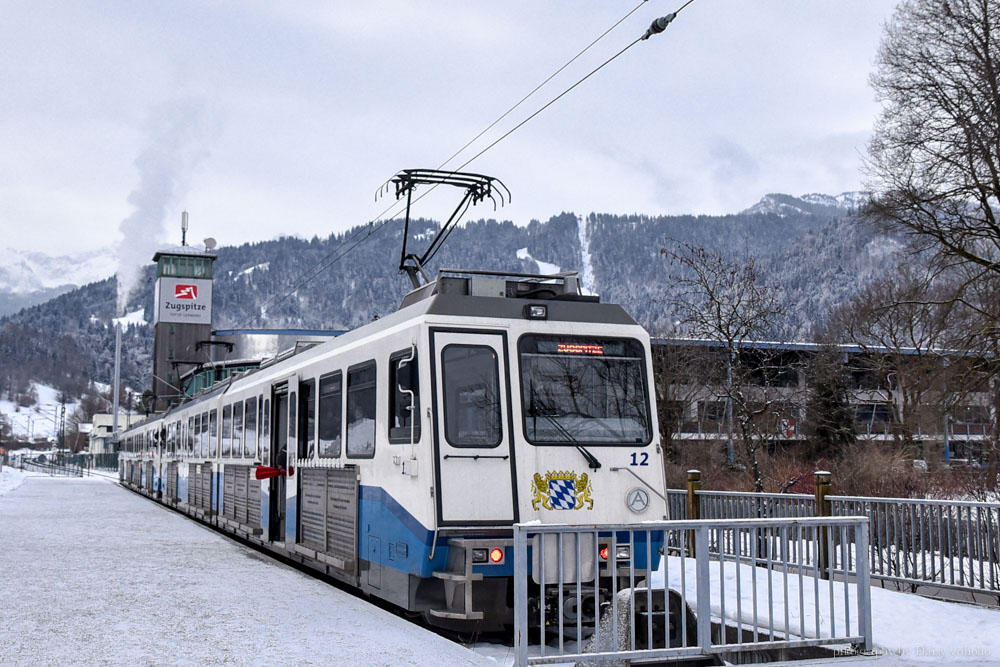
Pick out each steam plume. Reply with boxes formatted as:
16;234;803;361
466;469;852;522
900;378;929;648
116;97;214;315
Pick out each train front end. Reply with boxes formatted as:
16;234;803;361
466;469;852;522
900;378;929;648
421;271;666;630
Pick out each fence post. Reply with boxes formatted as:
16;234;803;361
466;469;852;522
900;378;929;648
815;470;832;578
854;520;873;652
513;524;528;667
695;526;712;651
687;470;701;556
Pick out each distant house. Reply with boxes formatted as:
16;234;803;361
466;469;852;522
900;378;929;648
652;338;994;465
87;413;142;455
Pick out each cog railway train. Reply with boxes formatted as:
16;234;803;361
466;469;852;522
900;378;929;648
118;268;667;630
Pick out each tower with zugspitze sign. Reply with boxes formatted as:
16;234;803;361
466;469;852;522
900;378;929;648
150;220;217;413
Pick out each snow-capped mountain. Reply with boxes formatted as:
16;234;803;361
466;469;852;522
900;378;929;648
742;192;868;217
2;193;902;397
0;247;116;316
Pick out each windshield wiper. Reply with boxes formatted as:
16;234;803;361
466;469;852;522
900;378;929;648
539;414;601;470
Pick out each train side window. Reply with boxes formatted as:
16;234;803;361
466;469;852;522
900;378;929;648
262;398;270;464
441;345;502;448
187;416;194;455
202;412;210;458
194;414;202;457
245;398;257;459
318;372;343;458
234;401;244;458
346;361;376;458
388;350;420;444
209;409;218;458
198;413;206;458
222;404;233;457
298;380;316;460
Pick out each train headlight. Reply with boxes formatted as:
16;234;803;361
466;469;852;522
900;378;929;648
472;548;488;563
615;545;631;561
524;304;548;320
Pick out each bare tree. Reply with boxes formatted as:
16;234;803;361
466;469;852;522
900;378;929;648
650;342;717;465
661;242;796;492
867;0;1000;275
825;266;993;468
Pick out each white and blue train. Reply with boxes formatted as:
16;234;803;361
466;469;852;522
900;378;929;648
118;268;667;630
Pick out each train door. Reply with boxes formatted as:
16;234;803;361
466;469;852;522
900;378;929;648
268;379;296;545
431;330;517;525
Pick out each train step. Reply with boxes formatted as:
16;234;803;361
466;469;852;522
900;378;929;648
428;537;509;621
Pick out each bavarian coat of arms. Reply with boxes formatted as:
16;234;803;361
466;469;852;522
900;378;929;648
531;471;594;510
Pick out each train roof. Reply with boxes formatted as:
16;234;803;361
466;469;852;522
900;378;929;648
123;268;646;431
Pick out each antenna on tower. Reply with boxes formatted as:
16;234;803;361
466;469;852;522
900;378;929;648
181;211;189;246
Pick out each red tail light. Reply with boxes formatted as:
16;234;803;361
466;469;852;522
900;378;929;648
489;548;504;563
599;546;609;560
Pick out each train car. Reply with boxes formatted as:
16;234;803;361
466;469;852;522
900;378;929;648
118;268;667;630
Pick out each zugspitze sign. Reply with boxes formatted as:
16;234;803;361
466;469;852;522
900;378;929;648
155;277;213;324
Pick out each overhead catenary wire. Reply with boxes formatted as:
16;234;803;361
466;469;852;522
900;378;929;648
255;4;652;322
436;0;652;173
453;3;694;172
255;1;696;322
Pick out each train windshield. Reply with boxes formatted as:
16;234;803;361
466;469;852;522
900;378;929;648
519;335;651;445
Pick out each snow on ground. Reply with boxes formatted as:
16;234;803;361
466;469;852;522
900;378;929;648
649;555;1000;664
0;477;492;666
0;466;28;497
112;306;146;327
516;247;561;275
5;475;995;665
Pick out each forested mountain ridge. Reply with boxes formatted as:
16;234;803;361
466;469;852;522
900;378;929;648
0;193;898;398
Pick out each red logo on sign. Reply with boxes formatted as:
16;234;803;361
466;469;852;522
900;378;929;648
174;284;198;300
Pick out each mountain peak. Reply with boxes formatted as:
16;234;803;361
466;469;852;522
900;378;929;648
741;191;868;218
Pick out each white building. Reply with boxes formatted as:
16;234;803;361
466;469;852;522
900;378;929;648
87;413;142;455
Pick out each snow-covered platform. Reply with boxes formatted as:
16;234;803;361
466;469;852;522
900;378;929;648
0;472;492;666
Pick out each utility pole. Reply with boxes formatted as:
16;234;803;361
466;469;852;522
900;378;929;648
112;322;122;436
59;402;66;453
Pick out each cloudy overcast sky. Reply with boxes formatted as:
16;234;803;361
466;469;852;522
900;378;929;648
2;1;897;256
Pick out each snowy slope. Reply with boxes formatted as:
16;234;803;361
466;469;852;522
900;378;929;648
516;247;561;274
0;246;116;316
0;382;81;442
112;307;147;327
0;246;115;293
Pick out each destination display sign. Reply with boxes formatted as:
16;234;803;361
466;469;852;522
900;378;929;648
154;277;213;324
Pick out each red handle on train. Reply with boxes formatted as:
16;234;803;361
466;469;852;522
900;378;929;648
255;466;283;480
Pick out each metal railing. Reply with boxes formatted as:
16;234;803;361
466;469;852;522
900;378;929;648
669;473;1000;600
666;488;815;521
92;453;119;470
17;459;86;477
513;517;872;666
833;495;1000;596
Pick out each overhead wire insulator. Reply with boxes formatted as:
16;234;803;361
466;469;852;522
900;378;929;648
642;12;677;40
